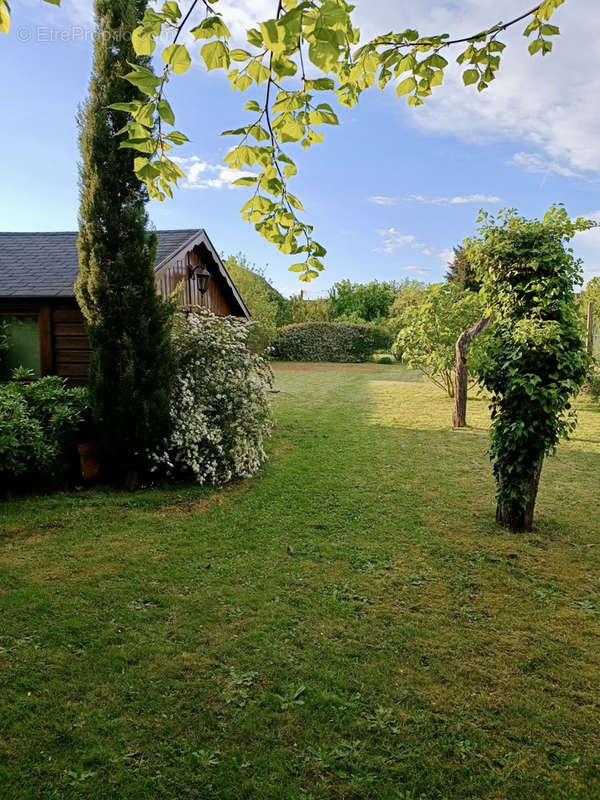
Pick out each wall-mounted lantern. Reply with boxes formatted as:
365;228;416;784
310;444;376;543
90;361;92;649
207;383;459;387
188;261;212;295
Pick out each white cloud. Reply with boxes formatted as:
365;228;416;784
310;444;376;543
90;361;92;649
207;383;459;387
404;266;432;277
375;229;453;270
352;0;600;176
410;194;500;205
375;228;415;254
369;193;500;206
508;152;582;179
438;248;455;267
172;156;254;190
369;195;398;206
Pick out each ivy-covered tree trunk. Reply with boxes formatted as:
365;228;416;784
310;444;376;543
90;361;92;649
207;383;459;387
75;0;173;485
496;458;543;532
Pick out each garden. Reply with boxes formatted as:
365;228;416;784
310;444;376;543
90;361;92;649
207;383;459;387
1;363;599;799
2;0;599;797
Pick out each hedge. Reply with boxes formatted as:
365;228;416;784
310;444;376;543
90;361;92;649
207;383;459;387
273;322;383;362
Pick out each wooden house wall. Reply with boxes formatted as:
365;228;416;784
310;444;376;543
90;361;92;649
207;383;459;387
1;247;244;385
155;246;236;316
0;298;89;386
51;302;90;385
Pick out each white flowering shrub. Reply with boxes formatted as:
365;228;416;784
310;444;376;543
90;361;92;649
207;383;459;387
154;310;273;485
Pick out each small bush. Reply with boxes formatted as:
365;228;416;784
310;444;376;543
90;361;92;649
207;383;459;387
582;362;600;402
0;377;89;492
372;354;394;365
153;310;273;485
274;322;380;362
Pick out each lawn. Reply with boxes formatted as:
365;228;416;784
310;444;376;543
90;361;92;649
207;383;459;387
1;363;599;800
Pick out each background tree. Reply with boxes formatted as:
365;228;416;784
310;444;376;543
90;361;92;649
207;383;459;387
579;276;600;355
393;282;486;396
75;0;174;486
288;294;331;323
328;279;400;322
467;206;593;532
446;244;489;428
224;253;290;350
445;246;481;292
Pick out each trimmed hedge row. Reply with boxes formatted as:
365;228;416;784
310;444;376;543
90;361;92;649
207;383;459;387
273;322;384;362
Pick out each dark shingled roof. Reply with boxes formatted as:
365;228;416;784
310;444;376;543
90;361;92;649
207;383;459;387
0;230;199;297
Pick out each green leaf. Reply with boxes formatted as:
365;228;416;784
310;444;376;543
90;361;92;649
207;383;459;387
119;138;156;154
122;69;161;95
244;99;261;112
132;26;155;55
201;40;231;71
165;130;189;145
308;40;340;73
396;76;416;97
247;59;269;84
161;1;181;22
428;54;448;68
232;176;258;186
259;19;287;54
162;44;192;74
289;263;308;273
191;15;231;40
273;56;298;78
247;28;263;47
232;74;253;92
528;39;544;55
108;101;142;114
135;102;155;127
230;48;251;62
0;0;10;34
308;78;335;90
157;98;175;125
462;68;479;86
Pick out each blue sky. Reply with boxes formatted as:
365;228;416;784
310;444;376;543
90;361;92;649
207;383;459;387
1;0;599;296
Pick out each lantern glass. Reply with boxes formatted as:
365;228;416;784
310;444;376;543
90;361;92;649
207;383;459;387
196;268;211;295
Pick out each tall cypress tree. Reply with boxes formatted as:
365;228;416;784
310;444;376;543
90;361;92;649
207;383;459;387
76;0;173;484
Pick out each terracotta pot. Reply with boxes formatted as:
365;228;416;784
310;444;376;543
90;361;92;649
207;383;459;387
77;442;101;482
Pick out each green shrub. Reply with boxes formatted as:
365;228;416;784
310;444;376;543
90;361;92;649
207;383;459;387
0;377;89;492
153;311;273;485
583;361;600;402
372;354;394;365
274;322;380;362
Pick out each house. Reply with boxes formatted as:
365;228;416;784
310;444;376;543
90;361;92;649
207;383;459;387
0;229;250;385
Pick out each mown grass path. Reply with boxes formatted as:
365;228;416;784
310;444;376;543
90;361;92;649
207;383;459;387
1;364;599;799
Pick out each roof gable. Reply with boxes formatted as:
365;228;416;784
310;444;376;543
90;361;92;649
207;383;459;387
0;230;218;299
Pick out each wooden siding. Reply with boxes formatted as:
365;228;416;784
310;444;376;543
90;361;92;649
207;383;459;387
1;243;246;386
155;244;236;316
51;302;90;386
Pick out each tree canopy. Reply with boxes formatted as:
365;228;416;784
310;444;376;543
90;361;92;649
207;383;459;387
467;205;593;531
1;0;568;281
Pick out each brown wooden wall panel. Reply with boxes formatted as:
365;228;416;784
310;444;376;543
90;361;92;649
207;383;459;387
54;337;90;352
50;301;90;384
52;307;85;322
155;245;238;317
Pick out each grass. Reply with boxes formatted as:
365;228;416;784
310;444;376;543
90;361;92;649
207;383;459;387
1;362;600;800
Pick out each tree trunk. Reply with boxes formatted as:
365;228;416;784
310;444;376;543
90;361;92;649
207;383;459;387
586;301;594;356
453;316;492;428
496;458;544;532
